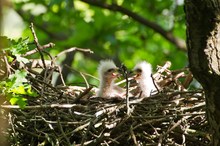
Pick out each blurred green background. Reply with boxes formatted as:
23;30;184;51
2;0;187;87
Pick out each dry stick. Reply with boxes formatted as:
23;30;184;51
65;64;99;81
80;72;89;88
125;71;131;115
30;23;46;69
27;76;60;92
183;72;193;88
2;50;11;75
81;118;94;146
31;117;84;125
53;47;94;86
171;67;189;74
157;115;191;146
133;117;168;130
55;48;91;86
153;61;172;80
22;43;55;57
54;109;71;146
15;127;46;139
54;47;93;61
73;86;93;103
8;113;18;142
120;64;131;115
151;73;160;93
0;104;80;109
57;66;66;86
130;125;138;146
173;72;186;90
30;23;50;96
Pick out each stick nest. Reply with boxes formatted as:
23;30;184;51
0;24;210;145
0;59;210;146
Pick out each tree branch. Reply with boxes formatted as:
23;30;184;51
80;0;186;51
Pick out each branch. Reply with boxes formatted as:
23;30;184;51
54;47;93;60
29;23;47;69
80;0;186;51
0;104;79;109
22;43;55;57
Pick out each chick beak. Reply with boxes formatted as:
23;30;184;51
112;68;120;78
133;72;141;80
112;72;119;77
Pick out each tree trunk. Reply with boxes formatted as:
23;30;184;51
185;0;220;145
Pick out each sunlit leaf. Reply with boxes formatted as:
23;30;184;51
9;97;19;105
10;86;26;94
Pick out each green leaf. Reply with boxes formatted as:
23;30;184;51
8;70;28;88
16;97;27;109
9;97;19;105
7;56;14;63
10;86;26;94
27;86;38;97
3;37;30;56
9;95;27;108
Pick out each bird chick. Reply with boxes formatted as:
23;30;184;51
97;60;125;99
133;61;157;97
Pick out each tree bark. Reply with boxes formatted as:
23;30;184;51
185;0;220;145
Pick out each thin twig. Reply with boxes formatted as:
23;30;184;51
54;47;93;61
65;64;99;80
29;23;46;69
22;43;55;57
55;109;71;146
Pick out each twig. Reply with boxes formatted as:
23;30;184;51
80;72;89;88
29;23;46;69
54;47;93;61
55;109;71;146
73;86;93;103
8;113;18;142
154;61;172;80
81;118;95;146
158;116;191;146
65;64;99;80
151;73;160;93
2;50;11;75
130;125;138;146
57;66;66;86
120;64;131;115
183;72;193;88
15;127;45;139
22;43;55;57
0;104;81;109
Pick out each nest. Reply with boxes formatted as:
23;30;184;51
0;24;210;145
0;58;210;146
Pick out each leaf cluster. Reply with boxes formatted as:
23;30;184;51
0;37;38;108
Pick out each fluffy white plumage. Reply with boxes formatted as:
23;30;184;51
97;60;125;98
133;61;157;97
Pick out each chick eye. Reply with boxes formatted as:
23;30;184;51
136;69;142;73
107;68;114;72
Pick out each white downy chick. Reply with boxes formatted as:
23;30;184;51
133;61;157;97
97;60;125;98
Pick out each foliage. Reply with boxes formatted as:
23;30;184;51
0;70;38;108
1;36;30;63
0;37;38;108
10;0;187;85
